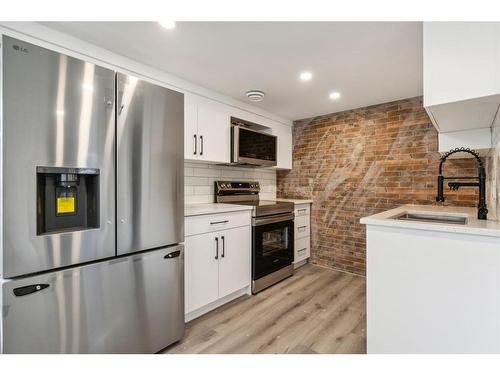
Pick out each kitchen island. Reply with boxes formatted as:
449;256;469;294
361;205;500;354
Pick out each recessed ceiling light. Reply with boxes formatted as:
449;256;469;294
159;21;176;30
299;71;312;81
246;90;265;102
329;91;341;100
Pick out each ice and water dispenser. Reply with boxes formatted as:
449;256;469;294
36;167;100;235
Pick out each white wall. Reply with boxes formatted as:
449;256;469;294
185;162;276;204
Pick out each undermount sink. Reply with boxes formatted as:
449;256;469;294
393;212;468;225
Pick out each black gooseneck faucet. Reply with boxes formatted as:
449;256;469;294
436;147;488;220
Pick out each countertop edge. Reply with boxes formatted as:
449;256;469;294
360;205;500;238
184;203;253;217
276;198;314;204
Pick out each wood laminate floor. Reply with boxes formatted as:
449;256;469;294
163;264;366;354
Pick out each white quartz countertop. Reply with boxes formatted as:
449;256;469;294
360;204;500;238
185;203;253;217
276;198;313;204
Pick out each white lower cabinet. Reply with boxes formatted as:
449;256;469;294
218;226;251;297
185;232;220;313
184;210;251;321
293;203;312;267
295;236;311;263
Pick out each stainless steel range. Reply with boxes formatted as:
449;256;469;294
215;181;294;293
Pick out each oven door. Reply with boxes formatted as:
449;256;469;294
252;213;294;280
232;126;277;167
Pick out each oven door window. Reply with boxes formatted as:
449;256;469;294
238;128;277;162
253;220;294;279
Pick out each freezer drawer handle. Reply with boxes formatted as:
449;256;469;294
13;284;49;297
164;250;181;259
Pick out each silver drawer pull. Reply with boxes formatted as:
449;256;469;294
298;209;307;214
298;248;307;253
210;220;229;225
298;226;307;230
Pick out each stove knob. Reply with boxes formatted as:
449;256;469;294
221;183;226;189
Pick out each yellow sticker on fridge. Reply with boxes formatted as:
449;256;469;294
57;197;75;214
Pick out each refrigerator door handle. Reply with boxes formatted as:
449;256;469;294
164;250;182;259
13;284;50;297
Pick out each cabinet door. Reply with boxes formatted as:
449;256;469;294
184;92;199;160
185;233;220;314
197;97;231;163
273;123;293;170
218;226;251;298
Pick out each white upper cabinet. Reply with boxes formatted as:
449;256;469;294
184;93;231;163
272;123;293;170
424;22;500;134
185;94;294;169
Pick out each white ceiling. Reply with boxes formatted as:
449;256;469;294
43;22;423;120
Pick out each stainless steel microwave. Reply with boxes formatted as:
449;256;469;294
231;119;277;167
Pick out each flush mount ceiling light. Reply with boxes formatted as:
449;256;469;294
159;21;176;30
246;90;265;102
329;91;341;100
299;71;313;81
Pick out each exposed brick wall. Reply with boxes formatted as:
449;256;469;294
277;97;484;276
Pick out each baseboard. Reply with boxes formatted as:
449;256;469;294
185;286;250;323
293;258;309;269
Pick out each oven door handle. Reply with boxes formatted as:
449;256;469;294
253;213;294;226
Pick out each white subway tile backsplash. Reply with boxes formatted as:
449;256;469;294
193;168;221;178
185;161;276;204
194;185;212;195
185;176;209;186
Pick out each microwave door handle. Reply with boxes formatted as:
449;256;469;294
232;126;239;163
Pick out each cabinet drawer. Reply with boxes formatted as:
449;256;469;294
294;214;310;239
185;210;251;236
295;236;310;263
295;203;310;216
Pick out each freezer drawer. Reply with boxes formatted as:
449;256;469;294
116;73;184;255
0;245;184;353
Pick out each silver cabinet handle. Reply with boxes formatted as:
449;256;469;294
221;235;225;258
193;134;197;155
210;220;228;225
298;209;307;214
215;237;219;260
298;248;307;253
200;135;204;155
298;226;307;231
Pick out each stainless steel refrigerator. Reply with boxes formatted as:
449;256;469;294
0;36;185;353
